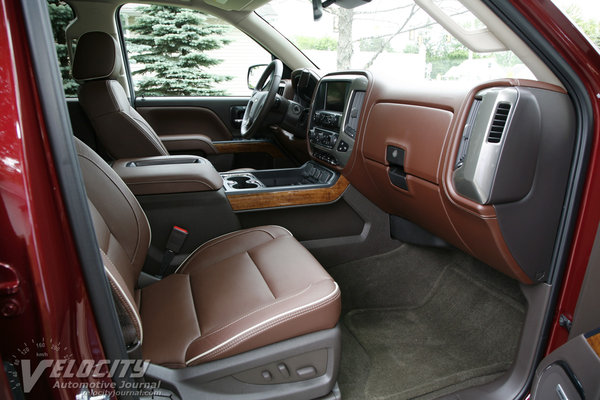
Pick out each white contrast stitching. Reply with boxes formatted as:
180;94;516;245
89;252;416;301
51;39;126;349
101;250;144;344
79;154;146;264
209;290;340;359
185;283;339;365
189;283;314;342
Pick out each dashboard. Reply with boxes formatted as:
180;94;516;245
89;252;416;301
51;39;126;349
297;69;576;285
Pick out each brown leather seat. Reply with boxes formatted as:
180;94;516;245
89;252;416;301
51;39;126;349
72;31;169;159
71;31;253;174
75;138;340;367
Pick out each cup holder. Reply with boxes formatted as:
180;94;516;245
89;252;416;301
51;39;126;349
229;176;258;189
225;175;263;190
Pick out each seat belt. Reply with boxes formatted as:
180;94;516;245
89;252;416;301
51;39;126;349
159;226;188;277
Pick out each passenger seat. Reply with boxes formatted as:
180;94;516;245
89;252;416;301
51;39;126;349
74;138;341;396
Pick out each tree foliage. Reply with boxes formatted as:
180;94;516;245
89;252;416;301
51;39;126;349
124;5;231;96
295;36;337;51
331;2;419;70
359;37;392;52
565;5;600;48
47;0;78;96
424;34;470;78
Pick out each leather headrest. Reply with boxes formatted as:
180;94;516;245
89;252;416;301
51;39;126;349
72;31;122;82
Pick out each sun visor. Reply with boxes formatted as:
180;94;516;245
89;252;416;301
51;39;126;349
202;0;270;11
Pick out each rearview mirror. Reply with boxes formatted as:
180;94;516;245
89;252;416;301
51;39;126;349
312;0;371;20
247;64;268;90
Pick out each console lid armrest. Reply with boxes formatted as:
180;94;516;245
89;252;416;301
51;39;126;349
112;155;223;195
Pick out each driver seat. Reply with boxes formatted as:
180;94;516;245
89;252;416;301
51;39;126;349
72;31;169;160
72;31;245;170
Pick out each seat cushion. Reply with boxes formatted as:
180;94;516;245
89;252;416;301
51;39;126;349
140;226;341;368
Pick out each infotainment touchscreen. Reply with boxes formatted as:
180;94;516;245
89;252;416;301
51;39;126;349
326;82;348;112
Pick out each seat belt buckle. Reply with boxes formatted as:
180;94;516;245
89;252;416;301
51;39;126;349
159;226;188;277
166;226;188;254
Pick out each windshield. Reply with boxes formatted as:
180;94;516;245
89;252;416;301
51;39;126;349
256;0;535;84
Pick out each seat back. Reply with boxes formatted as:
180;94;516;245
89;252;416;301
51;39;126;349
72;31;168;159
75;138;150;345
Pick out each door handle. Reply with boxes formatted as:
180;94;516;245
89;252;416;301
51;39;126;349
231;106;246;129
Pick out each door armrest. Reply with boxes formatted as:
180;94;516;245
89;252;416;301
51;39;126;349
160;134;217;155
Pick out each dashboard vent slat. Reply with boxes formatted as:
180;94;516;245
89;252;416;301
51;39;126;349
488;103;511;143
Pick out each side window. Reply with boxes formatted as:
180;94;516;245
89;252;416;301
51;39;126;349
47;0;77;96
119;4;272;97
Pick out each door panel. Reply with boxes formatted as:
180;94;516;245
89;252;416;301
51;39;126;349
531;222;600;400
137;106;233;141
66;96;296;170
569;225;600;339
531;332;599;399
134;97;299;171
135;97;249;139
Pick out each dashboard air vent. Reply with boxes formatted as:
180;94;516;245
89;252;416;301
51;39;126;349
277;85;285;96
488;102;511;143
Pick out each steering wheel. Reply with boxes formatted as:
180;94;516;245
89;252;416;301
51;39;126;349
241;59;283;138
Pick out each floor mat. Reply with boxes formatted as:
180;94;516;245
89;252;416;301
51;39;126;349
338;264;525;400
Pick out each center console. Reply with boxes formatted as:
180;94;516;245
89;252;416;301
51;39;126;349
110;73;363;269
220;161;347;213
308;73;368;168
221;161;336;194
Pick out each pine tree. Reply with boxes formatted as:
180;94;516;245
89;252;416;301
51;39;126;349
124;5;231;96
47;0;78;96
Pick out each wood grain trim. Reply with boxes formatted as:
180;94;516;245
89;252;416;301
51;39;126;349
227;175;350;211
213;141;284;158
587;332;600;357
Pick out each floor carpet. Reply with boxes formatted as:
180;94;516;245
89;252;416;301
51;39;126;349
329;245;526;400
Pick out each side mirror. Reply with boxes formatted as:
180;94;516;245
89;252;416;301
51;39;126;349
247;64;268;90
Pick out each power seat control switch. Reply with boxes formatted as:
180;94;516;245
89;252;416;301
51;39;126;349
277;363;290;377
261;370;272;381
296;366;317;379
